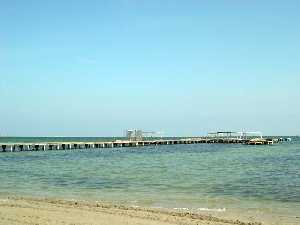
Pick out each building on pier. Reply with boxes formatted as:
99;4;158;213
125;129;164;141
207;131;263;140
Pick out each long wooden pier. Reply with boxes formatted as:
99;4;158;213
0;137;282;152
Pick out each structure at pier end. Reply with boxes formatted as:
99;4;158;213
125;129;163;141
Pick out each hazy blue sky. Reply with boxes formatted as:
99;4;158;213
1;0;299;136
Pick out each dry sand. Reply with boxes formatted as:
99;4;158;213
0;197;262;225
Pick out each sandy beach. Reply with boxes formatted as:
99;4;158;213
0;197;263;225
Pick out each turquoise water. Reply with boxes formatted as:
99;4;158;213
0;137;299;224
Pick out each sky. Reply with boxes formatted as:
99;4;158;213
1;0;300;136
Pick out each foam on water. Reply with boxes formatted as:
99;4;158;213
197;207;226;212
173;207;226;212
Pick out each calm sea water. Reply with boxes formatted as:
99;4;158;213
0;137;299;224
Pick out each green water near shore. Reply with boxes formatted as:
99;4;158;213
0;137;299;224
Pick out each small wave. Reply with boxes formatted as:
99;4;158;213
174;207;190;210
197;207;226;212
173;207;226;212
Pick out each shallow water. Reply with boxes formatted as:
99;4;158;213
0;137;299;224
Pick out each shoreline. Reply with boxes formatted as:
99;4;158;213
0;196;263;225
1;141;299;225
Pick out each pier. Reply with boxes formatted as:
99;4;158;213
0;135;288;153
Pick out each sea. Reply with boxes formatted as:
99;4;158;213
0;136;299;225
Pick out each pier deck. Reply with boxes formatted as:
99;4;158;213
0;137;279;152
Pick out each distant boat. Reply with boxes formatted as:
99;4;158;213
247;138;270;145
278;137;292;142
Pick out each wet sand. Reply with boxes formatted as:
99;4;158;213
0;197;262;225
